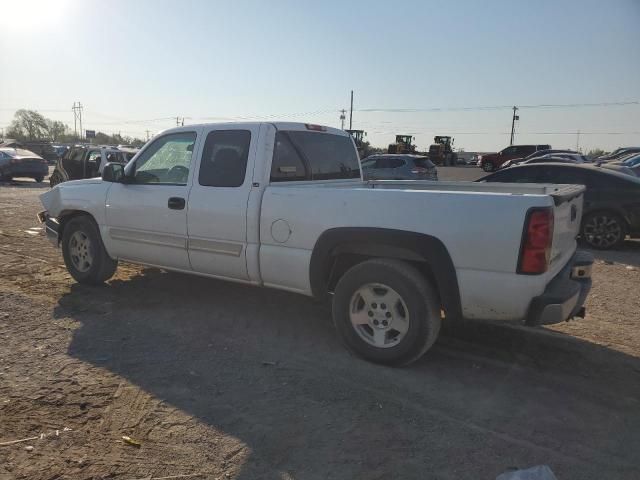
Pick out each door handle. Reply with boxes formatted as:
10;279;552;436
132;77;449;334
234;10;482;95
168;197;186;210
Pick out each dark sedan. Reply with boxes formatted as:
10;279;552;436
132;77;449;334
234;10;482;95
0;148;49;183
478;163;640;249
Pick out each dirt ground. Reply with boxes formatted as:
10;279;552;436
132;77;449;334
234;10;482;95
1;169;639;480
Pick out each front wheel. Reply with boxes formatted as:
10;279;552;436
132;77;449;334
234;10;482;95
482;162;494;172
34;175;44;183
332;258;441;366
581;211;625;250
62;216;118;284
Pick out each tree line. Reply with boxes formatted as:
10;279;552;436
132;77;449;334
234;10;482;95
3;109;146;147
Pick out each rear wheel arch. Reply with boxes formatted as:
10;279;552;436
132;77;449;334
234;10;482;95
310;228;462;320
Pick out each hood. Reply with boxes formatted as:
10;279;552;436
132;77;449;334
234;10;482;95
40;177;105;217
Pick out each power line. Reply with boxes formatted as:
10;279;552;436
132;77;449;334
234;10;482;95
355;100;640;113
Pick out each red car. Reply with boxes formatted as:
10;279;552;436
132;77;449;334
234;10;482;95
479;144;550;172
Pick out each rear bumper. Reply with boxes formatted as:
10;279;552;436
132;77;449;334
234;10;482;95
525;250;593;326
38;211;60;247
3;164;49;176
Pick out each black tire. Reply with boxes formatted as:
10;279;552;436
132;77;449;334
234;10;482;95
34;175;44;183
332;258;441;366
482;162;494;172
581;211;626;250
61;216;118;285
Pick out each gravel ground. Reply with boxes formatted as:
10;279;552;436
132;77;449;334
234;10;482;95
0;170;639;480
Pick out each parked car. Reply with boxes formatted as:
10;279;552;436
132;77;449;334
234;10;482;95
601;163;637;177
0;148;49;182
39;122;592;366
596;147;640;162
52;145;70;161
361;154;437;180
49;146;132;187
478;163;640;249
501;154;586;169
610;152;640;167
499;149;581;169
479;144;551;172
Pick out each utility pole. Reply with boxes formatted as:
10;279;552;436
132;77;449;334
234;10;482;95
176;116;185;127
145;130;151;141
339;109;346;130
72;102;84;141
509;106;519;146
576;130;580;152
72;102;77;138
349;90;354;130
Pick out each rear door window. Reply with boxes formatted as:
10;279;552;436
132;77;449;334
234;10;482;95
538;166;586;185
198;130;251;187
413;158;431;168
486;166;542;183
376;157;404;169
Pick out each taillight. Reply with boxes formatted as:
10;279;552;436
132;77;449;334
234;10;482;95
518;208;554;274
305;124;327;132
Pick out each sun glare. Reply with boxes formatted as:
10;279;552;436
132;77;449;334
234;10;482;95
1;0;70;30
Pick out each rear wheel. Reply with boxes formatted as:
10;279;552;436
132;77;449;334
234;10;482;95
62;216;118;284
332;258;441;366
34;175;44;183
482;162;494;172
581;211;625;250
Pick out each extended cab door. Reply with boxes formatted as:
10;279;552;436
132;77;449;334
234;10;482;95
103;130;201;270
186;124;260;280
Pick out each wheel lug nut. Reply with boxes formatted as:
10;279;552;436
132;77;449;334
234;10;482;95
382;320;388;326
385;312;391;318
373;319;379;326
371;303;377;309
368;311;373;317
380;303;386;310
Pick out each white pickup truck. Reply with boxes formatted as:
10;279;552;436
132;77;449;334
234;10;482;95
39;122;593;365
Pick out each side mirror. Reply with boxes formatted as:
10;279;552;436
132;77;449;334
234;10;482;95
102;162;126;183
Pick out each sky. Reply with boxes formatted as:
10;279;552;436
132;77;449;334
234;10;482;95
1;0;639;152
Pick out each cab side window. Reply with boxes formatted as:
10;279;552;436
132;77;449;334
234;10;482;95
198;130;251;187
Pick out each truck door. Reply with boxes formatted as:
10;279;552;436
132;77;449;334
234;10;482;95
186;124;260;280
104;130;200;270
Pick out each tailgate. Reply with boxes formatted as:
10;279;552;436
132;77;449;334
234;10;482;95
550;185;584;267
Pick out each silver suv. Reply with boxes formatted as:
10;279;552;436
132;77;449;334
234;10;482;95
361;154;438;181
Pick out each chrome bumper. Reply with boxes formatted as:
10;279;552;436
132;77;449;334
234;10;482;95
526;250;594;326
38;211;60;247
